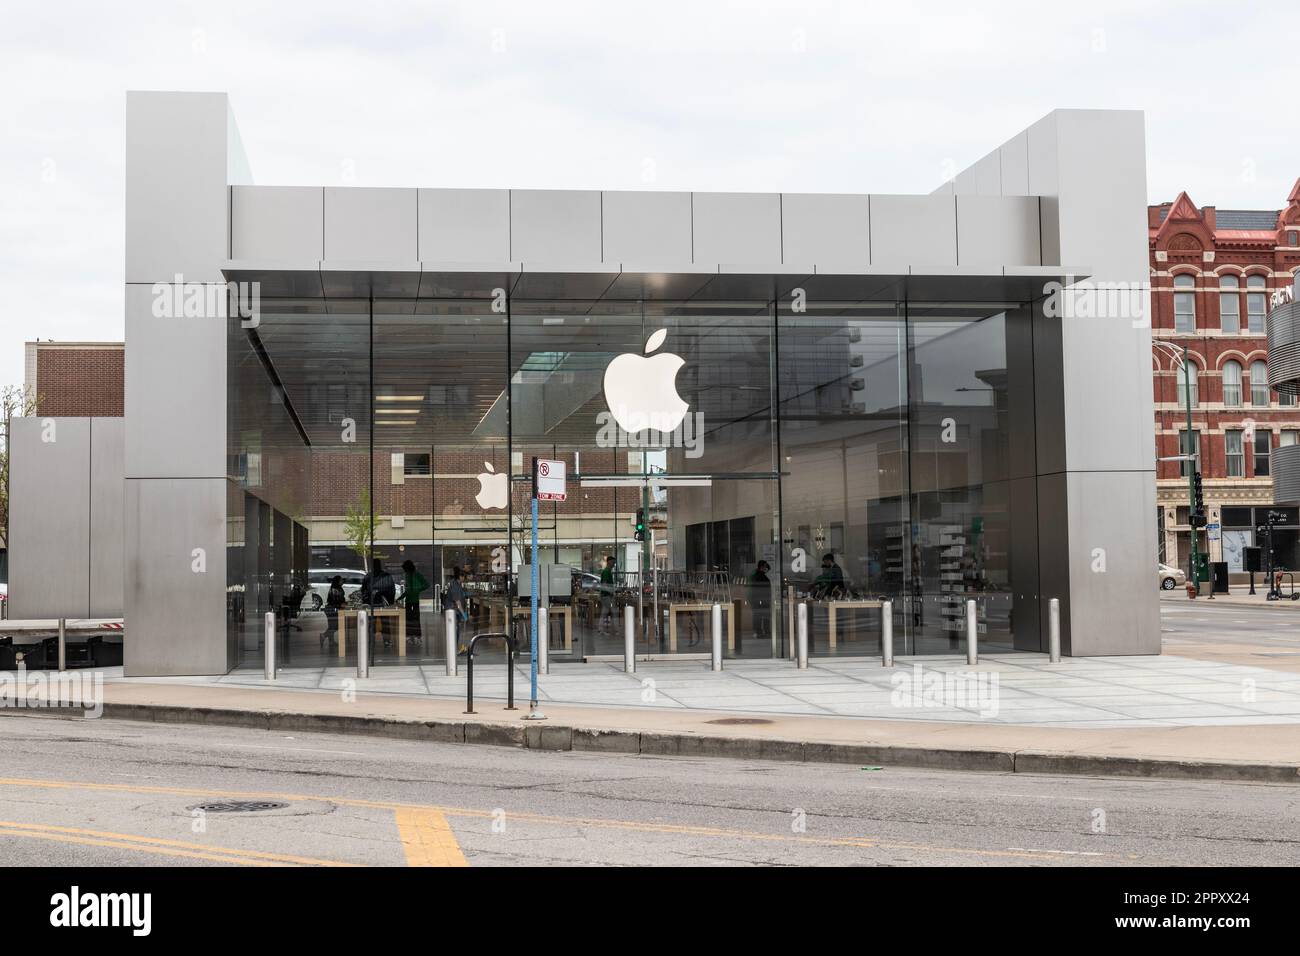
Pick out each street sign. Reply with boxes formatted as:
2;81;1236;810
535;458;567;501
1207;522;1221;541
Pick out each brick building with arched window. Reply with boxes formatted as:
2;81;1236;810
1151;180;1300;577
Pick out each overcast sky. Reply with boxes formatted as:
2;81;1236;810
1;0;1294;389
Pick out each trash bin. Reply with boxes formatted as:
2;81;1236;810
1210;561;1229;595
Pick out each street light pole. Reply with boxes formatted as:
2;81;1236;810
1156;340;1202;597
1179;342;1200;597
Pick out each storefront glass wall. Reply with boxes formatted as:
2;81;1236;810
227;283;1042;669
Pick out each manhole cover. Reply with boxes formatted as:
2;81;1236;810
187;801;288;814
706;717;773;726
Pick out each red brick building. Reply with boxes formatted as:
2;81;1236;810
1151;181;1300;576
23;341;124;417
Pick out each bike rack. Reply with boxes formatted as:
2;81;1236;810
464;631;518;714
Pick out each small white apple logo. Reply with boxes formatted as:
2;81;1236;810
603;328;689;433
475;461;508;510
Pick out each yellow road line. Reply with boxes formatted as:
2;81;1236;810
0;776;1136;864
394;808;468;867
0;820;357;866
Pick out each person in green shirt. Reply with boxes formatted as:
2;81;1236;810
401;559;429;646
598;555;617;631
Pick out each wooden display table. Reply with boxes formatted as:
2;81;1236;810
510;604;573;651
337;607;406;659
824;599;883;649
668;603;735;652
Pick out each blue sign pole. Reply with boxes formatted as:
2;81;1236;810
529;493;539;711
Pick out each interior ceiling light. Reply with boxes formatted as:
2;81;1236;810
374;408;420;415
375;395;424;402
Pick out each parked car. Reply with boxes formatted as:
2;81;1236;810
1158;563;1186;591
307;568;365;609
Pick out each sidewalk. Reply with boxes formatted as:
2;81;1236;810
109;652;1300;728
57;651;1300;783
79;676;1300;783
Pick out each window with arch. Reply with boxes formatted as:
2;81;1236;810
1222;360;1242;406
1250;360;1270;406
1246;275;1267;333
1173;274;1196;332
1219;275;1240;332
1178;360;1199;408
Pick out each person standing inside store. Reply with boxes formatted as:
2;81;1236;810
401;559;429;648
361;559;397;649
445;565;469;655
598;555;617;631
811;552;846;599
321;574;346;651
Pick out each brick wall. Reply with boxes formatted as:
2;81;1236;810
32;345;124;417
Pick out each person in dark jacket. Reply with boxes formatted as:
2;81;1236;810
401;559;429;646
321;575;346;650
811;553;846;599
445;565;468;654
362;559;397;648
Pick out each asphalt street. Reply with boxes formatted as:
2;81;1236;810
0;711;1297;867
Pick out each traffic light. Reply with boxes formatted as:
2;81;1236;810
634;508;646;542
1192;471;1204;513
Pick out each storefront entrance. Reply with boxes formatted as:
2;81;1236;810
226;275;1042;670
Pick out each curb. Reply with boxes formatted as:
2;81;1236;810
90;701;1300;784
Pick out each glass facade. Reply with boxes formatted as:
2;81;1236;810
227;285;1046;669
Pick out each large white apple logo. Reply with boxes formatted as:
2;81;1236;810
475;461;508;510
603;328;689;433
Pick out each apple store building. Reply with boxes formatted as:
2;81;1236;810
11;94;1163;677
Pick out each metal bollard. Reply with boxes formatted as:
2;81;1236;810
263;611;276;680
57;618;67;673
965;599;978;666
624;605;635;673
538;607;549;676
1048;597;1061;663
711;602;723;671
357;610;369;679
444;609;457;677
796;602;809;669
881;600;893;667
786;585;795;657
